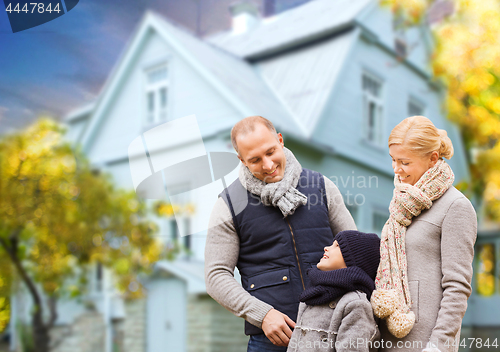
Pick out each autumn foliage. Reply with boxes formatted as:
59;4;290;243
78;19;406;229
0;119;170;349
384;0;500;220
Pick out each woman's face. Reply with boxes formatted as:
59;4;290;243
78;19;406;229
389;144;439;186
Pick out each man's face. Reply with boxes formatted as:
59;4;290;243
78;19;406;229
236;123;286;183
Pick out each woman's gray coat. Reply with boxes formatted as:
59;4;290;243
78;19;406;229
379;186;477;352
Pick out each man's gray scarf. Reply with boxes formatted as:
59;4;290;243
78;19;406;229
239;147;308;217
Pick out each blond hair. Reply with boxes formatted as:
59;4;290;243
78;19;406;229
388;116;454;159
231;116;278;154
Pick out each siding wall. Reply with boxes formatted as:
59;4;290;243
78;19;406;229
286;140;394;234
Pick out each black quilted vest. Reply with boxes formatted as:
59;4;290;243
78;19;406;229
219;168;334;335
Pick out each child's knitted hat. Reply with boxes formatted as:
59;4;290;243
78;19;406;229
334;230;380;280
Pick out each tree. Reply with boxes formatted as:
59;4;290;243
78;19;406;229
383;0;500;220
0;118;172;352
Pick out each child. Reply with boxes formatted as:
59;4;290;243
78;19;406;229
287;230;381;352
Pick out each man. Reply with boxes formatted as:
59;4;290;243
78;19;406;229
205;116;356;352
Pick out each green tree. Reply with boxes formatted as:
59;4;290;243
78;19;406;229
383;0;500;219
0;119;171;352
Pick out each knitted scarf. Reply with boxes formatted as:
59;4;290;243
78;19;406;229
239;146;308;217
370;159;454;338
300;267;375;306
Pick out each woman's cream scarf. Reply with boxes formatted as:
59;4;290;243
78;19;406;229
370;159;454;338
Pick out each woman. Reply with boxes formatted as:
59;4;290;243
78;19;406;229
370;116;477;352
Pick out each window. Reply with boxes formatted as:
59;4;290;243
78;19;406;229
170;218;180;241
94;262;103;292
408;98;425;117
183;218;191;251
372;211;389;236
145;64;168;124
362;73;384;146
477;243;495;296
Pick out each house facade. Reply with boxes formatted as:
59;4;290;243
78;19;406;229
11;0;494;351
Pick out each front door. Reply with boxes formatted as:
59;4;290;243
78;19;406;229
147;277;186;352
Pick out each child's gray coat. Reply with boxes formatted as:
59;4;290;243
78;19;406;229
287;291;379;352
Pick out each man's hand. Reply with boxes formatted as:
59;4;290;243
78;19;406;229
261;308;296;346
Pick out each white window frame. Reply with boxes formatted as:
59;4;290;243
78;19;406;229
408;96;426;117
144;63;169;125
362;72;384;147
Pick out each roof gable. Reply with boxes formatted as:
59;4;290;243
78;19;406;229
257;29;358;137
153;260;206;294
79;11;306;153
150;13;305;136
78;13;154;152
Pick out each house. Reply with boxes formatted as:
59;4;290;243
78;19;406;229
11;0;487;351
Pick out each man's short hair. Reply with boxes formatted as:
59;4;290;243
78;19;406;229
231;116;278;155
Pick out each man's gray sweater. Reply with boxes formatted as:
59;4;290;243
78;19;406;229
204;175;357;329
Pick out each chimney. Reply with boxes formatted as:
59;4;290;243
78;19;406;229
229;1;259;35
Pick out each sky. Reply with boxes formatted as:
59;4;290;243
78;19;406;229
0;0;246;134
0;0;316;134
